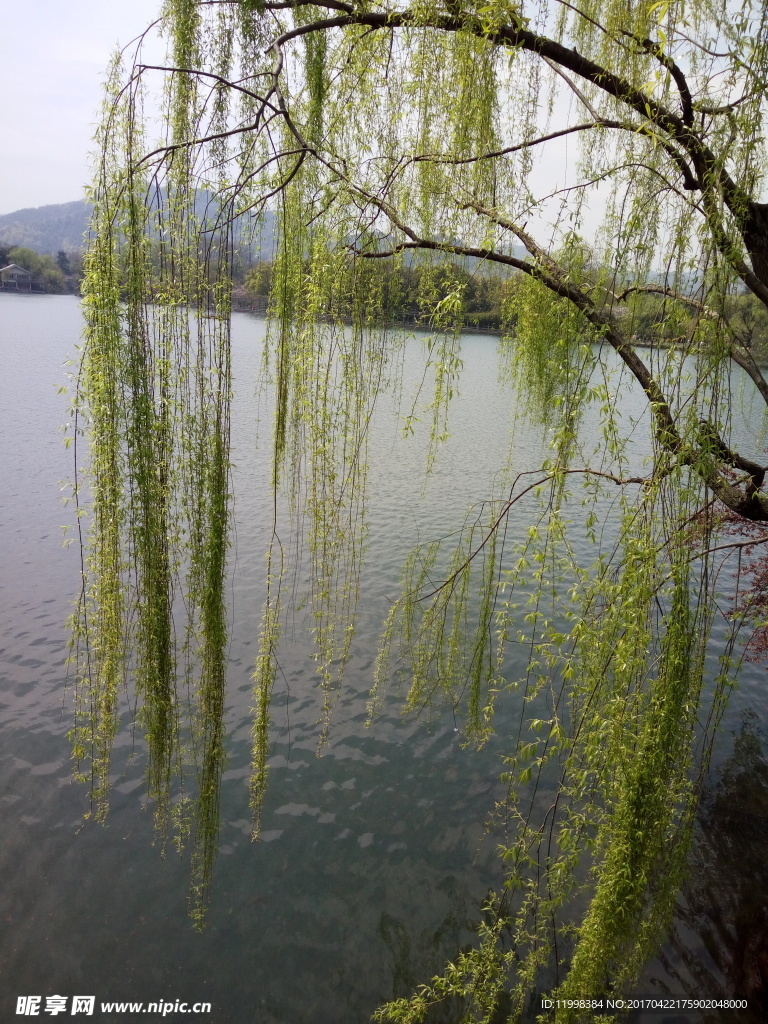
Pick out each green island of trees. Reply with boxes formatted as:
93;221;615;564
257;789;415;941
71;1;768;1020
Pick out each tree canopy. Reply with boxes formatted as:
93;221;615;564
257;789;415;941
72;1;768;1019
5;246;68;292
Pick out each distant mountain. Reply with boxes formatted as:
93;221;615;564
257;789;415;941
0;201;91;254
0;198;278;260
0;199;526;268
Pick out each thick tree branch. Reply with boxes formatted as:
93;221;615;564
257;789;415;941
448;200;768;519
698;420;766;496
271;6;768;297
626;33;695;126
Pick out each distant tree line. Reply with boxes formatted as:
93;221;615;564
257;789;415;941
241;258;768;354
4;236;765;355
241;258;516;330
0;244;83;294
4;236;766;355
616;288;768;356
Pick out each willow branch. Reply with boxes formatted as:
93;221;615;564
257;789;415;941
271;7;751;247
728;344;768;408
419;467;651;602
461;199;768;518
626;33;695;126
542;56;601;120
691;534;768;560
413;120;622;167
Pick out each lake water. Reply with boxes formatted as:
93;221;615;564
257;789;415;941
1;294;767;1023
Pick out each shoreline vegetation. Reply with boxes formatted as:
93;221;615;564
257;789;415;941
233;259;768;357
0;244;82;295
4;240;768;359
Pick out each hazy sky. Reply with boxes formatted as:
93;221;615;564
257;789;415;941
0;0;161;215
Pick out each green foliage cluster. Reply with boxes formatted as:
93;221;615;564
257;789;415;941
2;245;67;292
74;0;768;1017
725;293;768;356
245;257;516;329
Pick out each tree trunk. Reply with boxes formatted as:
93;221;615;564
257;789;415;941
744;201;768;292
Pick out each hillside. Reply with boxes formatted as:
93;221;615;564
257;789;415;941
0;201;522;281
0;201;91;254
0;198;281;261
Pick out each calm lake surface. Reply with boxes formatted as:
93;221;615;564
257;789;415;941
1;294;767;1023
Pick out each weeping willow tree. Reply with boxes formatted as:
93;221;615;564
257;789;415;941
71;0;768;1017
